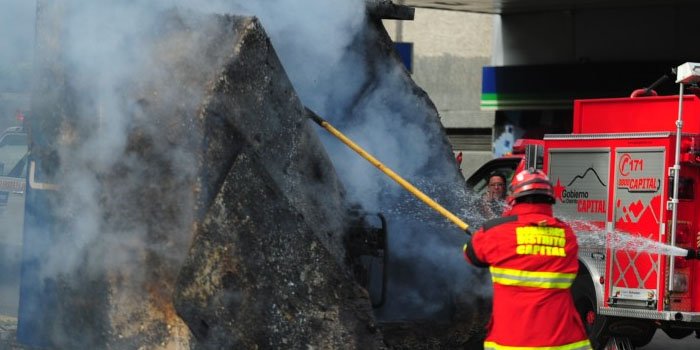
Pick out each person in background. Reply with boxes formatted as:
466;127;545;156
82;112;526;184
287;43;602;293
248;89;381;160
463;169;592;350
480;172;507;219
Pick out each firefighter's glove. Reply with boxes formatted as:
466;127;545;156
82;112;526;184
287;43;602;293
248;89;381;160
462;236;472;261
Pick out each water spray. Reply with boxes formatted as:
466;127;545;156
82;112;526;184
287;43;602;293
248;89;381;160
568;218;696;258
305;108;472;235
306;105;700;261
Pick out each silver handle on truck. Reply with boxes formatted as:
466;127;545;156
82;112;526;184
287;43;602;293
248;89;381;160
668;62;700;291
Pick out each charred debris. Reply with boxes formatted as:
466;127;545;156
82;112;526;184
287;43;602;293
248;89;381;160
8;1;488;349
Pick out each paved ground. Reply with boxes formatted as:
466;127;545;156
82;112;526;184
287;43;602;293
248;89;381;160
0;316;30;350
0;284;19;318
1;313;699;349
641;330;699;349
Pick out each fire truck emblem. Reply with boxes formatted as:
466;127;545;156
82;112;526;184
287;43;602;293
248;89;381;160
618;153;640;176
616;153;660;192
553;168;607;214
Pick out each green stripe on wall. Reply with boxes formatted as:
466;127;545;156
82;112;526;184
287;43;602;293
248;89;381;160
481;93;572;110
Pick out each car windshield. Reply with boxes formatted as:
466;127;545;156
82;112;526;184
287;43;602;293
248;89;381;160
469;163;519;197
0;134;27;147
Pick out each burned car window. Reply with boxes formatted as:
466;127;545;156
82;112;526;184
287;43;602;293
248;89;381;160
0;134;27;147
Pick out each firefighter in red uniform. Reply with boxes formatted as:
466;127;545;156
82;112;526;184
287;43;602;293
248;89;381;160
464;169;592;350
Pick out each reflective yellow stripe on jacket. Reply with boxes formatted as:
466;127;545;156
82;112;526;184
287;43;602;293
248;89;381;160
484;339;592;350
489;266;576;289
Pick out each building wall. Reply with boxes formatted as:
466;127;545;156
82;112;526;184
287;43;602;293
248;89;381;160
494;5;700;65
381;3;700;183
384;8;495;179
487;4;700;168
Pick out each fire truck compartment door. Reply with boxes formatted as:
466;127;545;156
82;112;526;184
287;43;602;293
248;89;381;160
548;149;609;223
609;148;665;308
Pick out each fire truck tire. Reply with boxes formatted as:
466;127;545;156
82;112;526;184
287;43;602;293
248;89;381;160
629;327;655;347
661;327;693;339
572;270;609;349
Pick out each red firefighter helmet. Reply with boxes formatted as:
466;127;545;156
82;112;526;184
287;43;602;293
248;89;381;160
507;168;554;205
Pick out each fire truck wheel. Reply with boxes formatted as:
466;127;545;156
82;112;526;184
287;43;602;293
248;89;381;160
628;326;655;347
572;270;609;349
661;327;693;339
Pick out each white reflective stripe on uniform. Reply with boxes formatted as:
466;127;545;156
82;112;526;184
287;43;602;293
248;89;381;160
484;339;592;350
489;266;576;289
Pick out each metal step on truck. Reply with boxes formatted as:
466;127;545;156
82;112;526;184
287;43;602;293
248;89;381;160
467;63;700;349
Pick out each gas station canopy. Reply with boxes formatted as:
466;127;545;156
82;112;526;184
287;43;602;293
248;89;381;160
403;0;697;14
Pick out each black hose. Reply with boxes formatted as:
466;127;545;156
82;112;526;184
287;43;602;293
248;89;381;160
304;107;325;126
644;74;671;95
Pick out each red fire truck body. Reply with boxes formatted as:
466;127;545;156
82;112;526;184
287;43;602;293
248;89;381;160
543;95;700;345
468;64;700;346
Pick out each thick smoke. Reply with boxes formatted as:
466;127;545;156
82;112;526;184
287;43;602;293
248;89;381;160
2;0;491;329
173;0;492;321
241;1;492;320
34;0;370;287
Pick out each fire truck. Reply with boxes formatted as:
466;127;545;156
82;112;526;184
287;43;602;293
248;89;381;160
468;63;700;349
